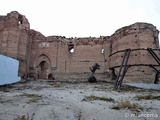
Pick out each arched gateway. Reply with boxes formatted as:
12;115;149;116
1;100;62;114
35;54;51;79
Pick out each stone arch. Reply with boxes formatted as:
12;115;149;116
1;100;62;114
35;54;51;79
31;52;52;67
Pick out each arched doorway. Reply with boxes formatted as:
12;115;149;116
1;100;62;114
37;61;49;79
36;54;51;79
48;73;54;80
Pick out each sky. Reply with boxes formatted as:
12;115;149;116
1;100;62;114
0;0;160;38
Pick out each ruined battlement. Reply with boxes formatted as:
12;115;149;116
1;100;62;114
111;22;158;40
0;11;159;83
0;11;30;30
29;30;46;42
30;32;109;43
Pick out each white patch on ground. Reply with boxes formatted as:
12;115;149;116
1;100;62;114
126;83;160;90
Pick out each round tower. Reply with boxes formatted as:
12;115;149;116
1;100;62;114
109;22;159;83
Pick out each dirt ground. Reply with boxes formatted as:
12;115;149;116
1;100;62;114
0;80;159;120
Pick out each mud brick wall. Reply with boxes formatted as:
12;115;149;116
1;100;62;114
0;11;159;83
29;35;110;80
0;11;30;76
109;23;159;83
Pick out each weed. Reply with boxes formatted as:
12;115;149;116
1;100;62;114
111;100;143;112
20;93;42;103
75;110;83;120
0;97;4;103
135;95;160;100
82;95;114;102
51;83;61;88
14;113;35;120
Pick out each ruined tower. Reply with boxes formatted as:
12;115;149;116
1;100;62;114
0;11;30;77
109;23;159;83
0;11;159;83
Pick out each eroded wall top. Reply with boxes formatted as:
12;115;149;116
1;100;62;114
0;11;30;31
111;22;159;41
0;11;30;76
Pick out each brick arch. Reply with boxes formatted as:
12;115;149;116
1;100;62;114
35;54;52;79
35;54;51;67
30;52;52;67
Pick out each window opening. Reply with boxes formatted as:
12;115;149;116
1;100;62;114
101;48;104;54
68;42;74;53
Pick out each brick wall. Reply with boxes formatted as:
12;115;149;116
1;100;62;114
0;11;30;76
0;11;159;83
109;23;159;83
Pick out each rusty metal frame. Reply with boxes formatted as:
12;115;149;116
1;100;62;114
109;48;160;57
109;48;160;90
147;48;160;65
114;49;131;90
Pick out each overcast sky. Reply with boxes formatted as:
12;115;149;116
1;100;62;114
1;0;160;37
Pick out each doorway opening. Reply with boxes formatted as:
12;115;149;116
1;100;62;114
37;61;49;79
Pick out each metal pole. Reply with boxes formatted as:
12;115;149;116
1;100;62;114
114;49;128;88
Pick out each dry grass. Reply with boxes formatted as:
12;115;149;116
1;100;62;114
111;100;143;112
14;113;35;120
135;95;160;100
82;95;114;102
0;97;4;103
20;93;42;103
51;82;61;88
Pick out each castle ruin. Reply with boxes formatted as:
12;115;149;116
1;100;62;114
0;11;159;83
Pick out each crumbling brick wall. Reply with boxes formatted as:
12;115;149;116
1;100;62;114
109;23;159;83
28;34;110;80
0;11;30;77
29;22;159;82
0;11;159;83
